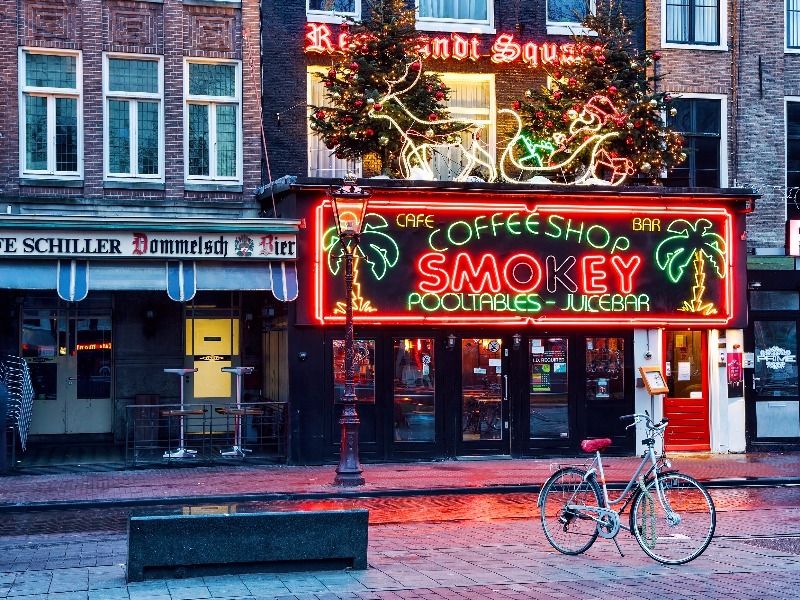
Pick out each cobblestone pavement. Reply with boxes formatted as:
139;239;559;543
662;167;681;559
1;488;799;599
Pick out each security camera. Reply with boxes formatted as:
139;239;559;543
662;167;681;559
644;351;653;360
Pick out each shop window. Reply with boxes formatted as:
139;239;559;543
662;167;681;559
750;291;800;311
664;0;721;46
307;0;360;23
184;60;242;184
392;338;435;442
753;321;800;438
788;1;800;49
547;0;595;35
333;339;375;404
104;55;163;182
585;338;624;401
417;1;494;34
530;337;569;439
431;74;494;181
307;69;362;178
787;102;800;194
664;98;722;187
19;49;82;180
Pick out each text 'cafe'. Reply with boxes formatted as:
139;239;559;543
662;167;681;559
283;181;755;465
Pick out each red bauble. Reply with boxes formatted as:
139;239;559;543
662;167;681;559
653;52;662;60
335;152;344;159
513;101;521;110
608;86;617;95
344;116;353;124
373;102;383;111
626;136;634;145
427;85;433;92
315;111;326;120
330;136;339;145
411;61;421;71
561;114;569;122
545;120;554;128
553;91;562;100
554;71;562;79
354;100;364;110
596;55;606;64
361;45;369;54
634;120;642;128
328;69;336;78
435;91;444;100
365;129;375;137
536;110;544;119
325;81;334;88
568;77;577;87
325;140;335;150
475;131;481;140
349;61;359;71
428;113;438;121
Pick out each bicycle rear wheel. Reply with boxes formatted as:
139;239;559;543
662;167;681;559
632;472;716;565
539;467;602;555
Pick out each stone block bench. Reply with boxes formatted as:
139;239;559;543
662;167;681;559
127;508;369;582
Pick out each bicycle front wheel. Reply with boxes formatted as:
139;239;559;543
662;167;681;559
632;472;716;565
540;467;602;555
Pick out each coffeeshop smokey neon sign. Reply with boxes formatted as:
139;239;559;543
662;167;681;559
313;199;736;326
305;23;594;67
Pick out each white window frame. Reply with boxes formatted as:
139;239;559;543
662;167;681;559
546;0;597;37
183;58;243;185
416;1;495;35
668;92;728;187
103;53;164;183
306;67;362;179
432;73;495;181
18;47;83;180
787;1;800;53
661;0;727;51
306;0;360;24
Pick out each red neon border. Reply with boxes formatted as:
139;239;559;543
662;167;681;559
313;198;736;327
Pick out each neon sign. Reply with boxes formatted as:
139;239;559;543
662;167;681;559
312;196;741;327
305;23;590;68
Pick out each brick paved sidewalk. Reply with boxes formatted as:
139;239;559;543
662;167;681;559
1;452;797;508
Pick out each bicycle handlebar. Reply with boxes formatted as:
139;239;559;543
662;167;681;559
619;412;669;430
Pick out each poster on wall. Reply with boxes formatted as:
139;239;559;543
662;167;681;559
727;350;743;398
312;195;742;327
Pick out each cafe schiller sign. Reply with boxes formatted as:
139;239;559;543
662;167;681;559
313;196;743;327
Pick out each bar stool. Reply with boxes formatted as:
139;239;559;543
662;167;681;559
220;366;255;457
162;368;199;459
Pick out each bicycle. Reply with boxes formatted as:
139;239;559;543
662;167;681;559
537;413;716;565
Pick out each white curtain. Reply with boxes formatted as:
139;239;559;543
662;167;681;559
790;0;800;48
419;0;487;21
307;72;361;179
694;0;719;44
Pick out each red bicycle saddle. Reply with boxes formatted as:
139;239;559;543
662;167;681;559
581;438;613;453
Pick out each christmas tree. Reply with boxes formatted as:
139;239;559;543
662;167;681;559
308;0;474;178
508;0;685;185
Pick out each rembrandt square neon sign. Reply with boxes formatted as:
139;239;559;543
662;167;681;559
312;197;740;327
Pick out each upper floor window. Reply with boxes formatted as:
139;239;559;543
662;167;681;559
788;1;800;50
664;97;722;188
664;0;720;46
19;49;82;179
307;68;362;179
417;1;494;34
184;60;242;184
787;101;800;192
104;55;163;182
307;0;360;23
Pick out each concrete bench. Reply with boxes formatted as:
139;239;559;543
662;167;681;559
126;508;369;582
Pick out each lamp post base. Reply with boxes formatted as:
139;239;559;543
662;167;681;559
333;403;364;487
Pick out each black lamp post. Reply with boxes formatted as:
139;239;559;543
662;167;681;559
330;174;371;487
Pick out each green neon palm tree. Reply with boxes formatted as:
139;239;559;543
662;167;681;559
324;213;400;314
654;218;726;315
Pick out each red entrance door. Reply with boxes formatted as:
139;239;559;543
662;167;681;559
663;331;710;451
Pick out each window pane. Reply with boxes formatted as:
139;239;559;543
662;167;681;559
461;339;502;441
789;0;800;48
109;58;158;94
666;0;689;42
215;104;237;178
419;0;487;20
753;321;798;397
694;100;721;134
25;95;48;171
108;99;131;174
188;103;209;176
530;337;569;439
333;339;375;404
189;63;235;97
55;97;78;172
548;0;587;23
585;338;624;401
750;291;800;311
668;99;692;132
138;101;159;175
307;73;360;178
694;0;719;44
25;53;76;89
393;338;435;443
756;401;800;437
308;0;355;10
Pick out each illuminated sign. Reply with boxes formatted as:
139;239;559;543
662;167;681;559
313;197;740;326
305;23;594;68
76;342;112;351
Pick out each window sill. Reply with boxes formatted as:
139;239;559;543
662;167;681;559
104;180;166;190
416;20;495;35
20;177;83;188
185;182;243;192
660;42;728;52
546;25;596;37
183;0;240;8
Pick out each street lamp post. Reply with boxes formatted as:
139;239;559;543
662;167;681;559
330;175;371;487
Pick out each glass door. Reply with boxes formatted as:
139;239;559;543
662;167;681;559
457;337;509;454
663;330;710;451
529;337;570;442
582;335;632;450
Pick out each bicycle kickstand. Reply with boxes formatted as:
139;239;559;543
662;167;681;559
612;536;624;557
